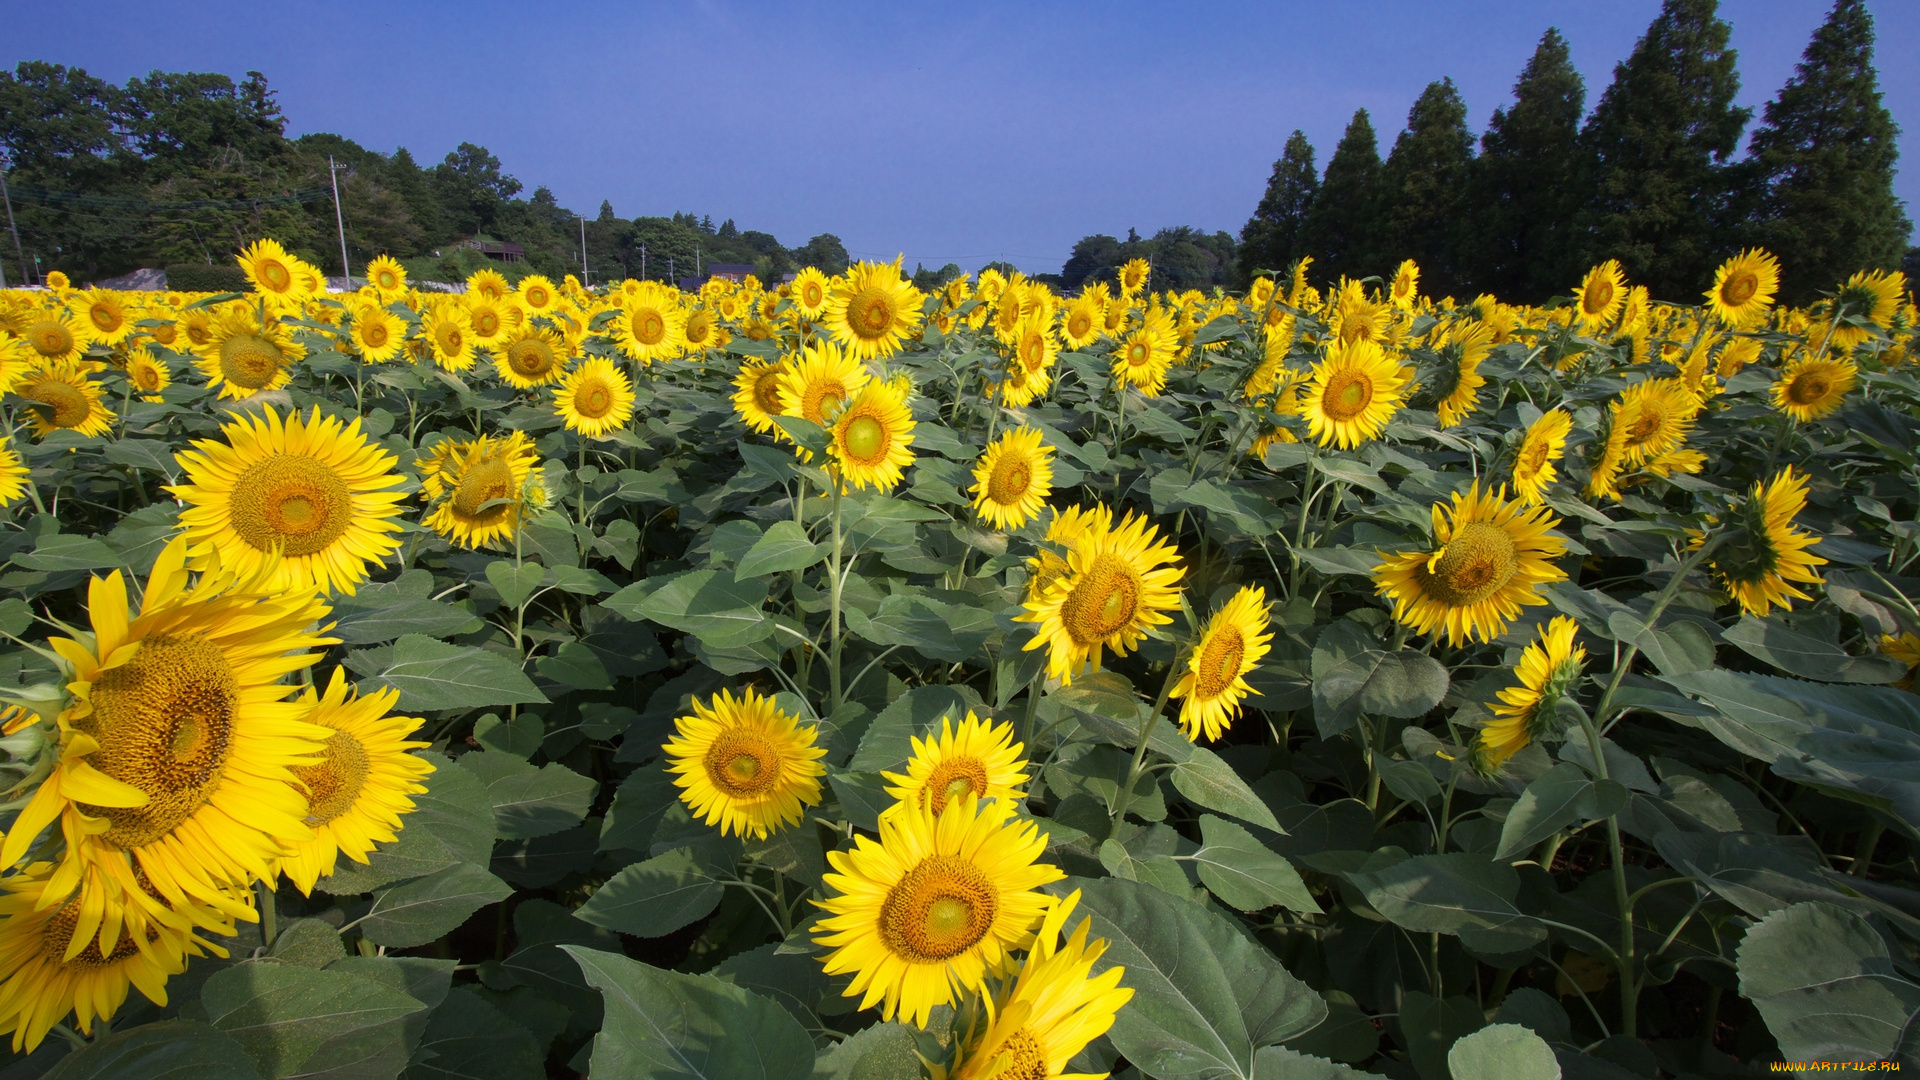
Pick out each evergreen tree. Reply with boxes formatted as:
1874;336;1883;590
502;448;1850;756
1744;0;1910;304
1471;28;1587;302
1576;0;1750;300
1236;131;1318;286
1374;79;1475;298
1302;109;1383;284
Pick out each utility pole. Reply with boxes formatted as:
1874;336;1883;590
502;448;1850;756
328;155;352;288
669;256;674;283
641;242;647;282
695;243;700;281
578;215;590;287
0;152;25;288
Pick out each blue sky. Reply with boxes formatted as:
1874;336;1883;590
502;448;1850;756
6;1;1914;276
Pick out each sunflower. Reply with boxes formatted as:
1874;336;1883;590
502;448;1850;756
1827;269;1905;349
277;670;432;896
1432;320;1492;428
43;270;70;292
0;437;30;505
1169;585;1273;743
1327;279;1389;347
15;364;115;438
237;239;314;307
516;274;558;313
350;304;408;364
554;357;635;437
71;290;134;348
662;687;824;840
1511;409;1571;506
176;307;220;355
830;378;916;491
423;304;477;372
972;427;1055;531
419;430;541;549
1715;337;1762;379
1;536;335;933
0;864;223;1052
1060;293;1103;349
1710;466;1827;618
196;310;303;399
683;305;724;352
814;795;1062;1028
1374;482;1569;646
733;357;789;435
1705;249;1779;328
1018;507;1185;683
778;339;870;431
1024;506;1100;606
1609;377;1700;465
1771;353;1856;422
125;345;170;401
364;254;408;298
466;268;510;302
1390;260;1421;310
613;282;688;364
882;712;1029;817
1014;312;1060;378
1117;258;1150;296
464;295;510;345
791;267;832;319
1881;633;1920;689
169;406;408;596
1574;261;1625;330
826;260;925;361
494;326;569;388
1477;616;1585;769
1299;338;1408;449
939;890;1133;1080
1112;307;1177;395
17;311;84;365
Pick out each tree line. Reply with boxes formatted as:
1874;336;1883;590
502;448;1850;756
1236;0;1909;305
0;65;851;285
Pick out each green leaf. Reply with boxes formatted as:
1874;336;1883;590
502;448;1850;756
318;753;495;894
573;847;725;938
457;752;597;840
535;642;613;691
772;415;830;459
103;438;182;476
1737;901;1920;1065
1170;747;1283;831
736;520;829;578
361;863;514;949
1722;615;1907;683
600;765;679;853
1280;991;1378;1064
1345;853;1545;954
846;686;975;774
472;712;544;758
201;961;428;1079
1249;1045;1377;1080
1446;1024;1560;1080
13;533;121;571
1192;815;1320;913
562;945;816;1080
1061;876;1326;1080
1400;992;1485;1080
331;597;483;646
713;944;848;1030
345;636;547;713
809;1020;918;1080
1292;547;1383;579
401;988;545;1080
484;561;545;610
1607;612;1715;675
1313;624;1448;738
268;919;347;968
1495;763;1629;862
42;1020;264;1080
605;570;770;646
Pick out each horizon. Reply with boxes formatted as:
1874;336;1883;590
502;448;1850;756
5;0;1915;278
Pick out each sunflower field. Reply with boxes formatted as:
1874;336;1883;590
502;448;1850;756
0;241;1912;1080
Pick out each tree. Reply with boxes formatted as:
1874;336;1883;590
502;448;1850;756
1576;0;1750;300
431;142;521;238
1373;79;1475;298
795;234;849;274
1236;131;1318;287
1302;110;1383;285
1061;234;1124;289
1743;0;1910;304
1470;28;1588;302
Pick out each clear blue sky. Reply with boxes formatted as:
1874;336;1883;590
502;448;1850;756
5;1;1914;276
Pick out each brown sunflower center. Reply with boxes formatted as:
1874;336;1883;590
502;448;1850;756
1787;370;1832;406
257;259;293;293
525;285;550;308
1126;341;1151;368
1059;553;1140;645
801;280;825;308
1621;404;1668;450
879;854;998;962
1517;438;1552;476
24;378;91;428
149;322;177;345
703;728;782;797
77;634;237;850
842;415;888;464
133;363;162;391
1420;522;1520;607
685;310;713;345
471;307;501;337
218;334;286;389
294;729;371;824
752;370;784;414
89;302;123;333
41;901;148;969
987;455;1033;505
634;310;667;346
26;319;74;358
921;756;990;814
452;457;517;522
508;337;557;379
848;287;896;340
1321;369;1375;422
1067;309;1094;339
361;320;391;348
803;380;850;424
576;379;616;420
228;452;355;557
997;1029;1050;1080
1021;335;1046;372
1721;271;1758;307
1195;625;1246;699
436;323;466;355
1583;279;1615;316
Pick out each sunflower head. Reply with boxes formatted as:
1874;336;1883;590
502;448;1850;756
419;430;541;549
554;357;636;437
1017;507;1185;683
1574;261;1626;329
662;687;825;839
827;260;925;361
882;711;1030;817
238;239;313;303
1771;354;1856;422
1172;585;1275;742
1374;482;1569;646
829;378;916;491
365;255;408;298
16;363;116;438
971;427;1055;531
1710;466;1827;617
1511;408;1572;506
1390;260;1420;309
1706;249;1780;327
1477;616;1586;770
496;327;570;388
791;267;833;318
1300;337;1408;449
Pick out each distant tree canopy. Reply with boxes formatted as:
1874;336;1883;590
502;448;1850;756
0;63;860;285
1060;227;1237;292
1235;0;1910;303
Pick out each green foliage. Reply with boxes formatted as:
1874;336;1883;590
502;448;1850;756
1236;131;1318;287
163;264;251;292
1469;28;1587;301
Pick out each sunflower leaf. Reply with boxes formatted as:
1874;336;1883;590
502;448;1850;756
345;636;547;713
562;946;815;1080
572;847;724;939
359;862;513;950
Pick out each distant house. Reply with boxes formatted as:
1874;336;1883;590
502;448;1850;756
456;236;525;263
705;263;754;283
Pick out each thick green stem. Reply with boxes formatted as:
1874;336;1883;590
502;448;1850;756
828;477;846;714
1108;662;1183;835
257;879;278;948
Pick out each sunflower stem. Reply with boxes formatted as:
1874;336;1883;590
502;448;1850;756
50;1023;86;1050
1108;660;1182;837
827;475;845;715
257;879;278;949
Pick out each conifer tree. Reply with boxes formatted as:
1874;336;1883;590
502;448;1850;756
1237;131;1318;286
1303;109;1382;285
1744;0;1910;304
1374;79;1475;298
1576;0;1750;300
1471;28;1587;302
